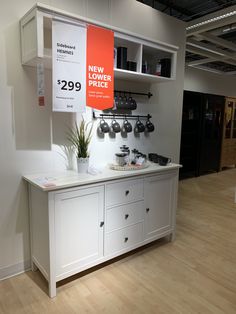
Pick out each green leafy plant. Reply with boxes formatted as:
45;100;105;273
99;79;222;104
67;119;93;158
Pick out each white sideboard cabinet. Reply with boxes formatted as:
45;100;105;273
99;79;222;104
24;164;180;298
20;3;178;83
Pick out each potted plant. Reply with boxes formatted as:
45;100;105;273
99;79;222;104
67;118;93;173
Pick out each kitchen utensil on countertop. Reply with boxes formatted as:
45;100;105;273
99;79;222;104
109;163;149;171
115;145;130;166
131;149;147;165
120;145;130;164
115;153;127;166
148;153;171;166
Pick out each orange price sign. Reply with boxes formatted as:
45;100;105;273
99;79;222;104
86;25;114;110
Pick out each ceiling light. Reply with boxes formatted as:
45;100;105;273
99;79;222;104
186;10;236;31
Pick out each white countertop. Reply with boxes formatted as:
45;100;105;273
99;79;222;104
23;162;181;192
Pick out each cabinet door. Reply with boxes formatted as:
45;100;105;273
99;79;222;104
144;173;175;241
54;186;104;278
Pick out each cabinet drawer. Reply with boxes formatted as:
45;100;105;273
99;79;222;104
105;223;143;256
106;201;144;232
106;178;144;207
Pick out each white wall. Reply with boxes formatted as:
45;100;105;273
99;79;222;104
185;67;236;97
0;0;186;279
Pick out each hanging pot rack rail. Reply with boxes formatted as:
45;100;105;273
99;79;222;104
92;111;152;120
114;90;153;98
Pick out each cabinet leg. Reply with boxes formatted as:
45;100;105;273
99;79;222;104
168;232;176;242
49;280;57;298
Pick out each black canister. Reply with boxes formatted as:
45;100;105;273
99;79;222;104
160;58;171;78
127;61;137;72
117;47;127;70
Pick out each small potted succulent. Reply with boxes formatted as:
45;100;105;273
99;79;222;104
67;118;93;173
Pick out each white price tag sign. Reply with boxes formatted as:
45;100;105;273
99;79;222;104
52;20;86;112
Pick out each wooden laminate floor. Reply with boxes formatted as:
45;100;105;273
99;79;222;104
1;169;236;314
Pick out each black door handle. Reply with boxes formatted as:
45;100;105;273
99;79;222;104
100;221;104;227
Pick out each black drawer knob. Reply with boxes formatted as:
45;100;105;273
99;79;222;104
100;221;104;227
146;208;150;213
125;190;130;196
125;214;129;219
124;237;128;242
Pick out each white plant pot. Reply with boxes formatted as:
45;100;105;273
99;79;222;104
77;157;89;173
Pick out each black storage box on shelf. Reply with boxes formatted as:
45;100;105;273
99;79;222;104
127;61;137;72
160;58;171;78
117;47;127;70
142;63;147;73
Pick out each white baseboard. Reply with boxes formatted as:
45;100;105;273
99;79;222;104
0;259;31;281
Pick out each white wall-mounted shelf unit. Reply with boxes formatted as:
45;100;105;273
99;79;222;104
20;3;178;83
